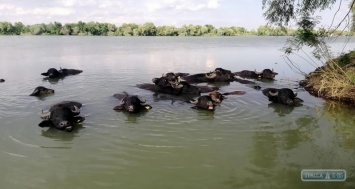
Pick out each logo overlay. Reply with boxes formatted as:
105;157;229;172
301;169;346;182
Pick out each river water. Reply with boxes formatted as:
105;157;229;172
0;36;354;189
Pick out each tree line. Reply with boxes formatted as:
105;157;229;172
0;21;350;36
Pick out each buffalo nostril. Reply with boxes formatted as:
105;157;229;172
59;121;68;128
128;105;134;111
287;100;294;105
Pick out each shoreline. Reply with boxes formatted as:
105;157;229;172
300;51;355;106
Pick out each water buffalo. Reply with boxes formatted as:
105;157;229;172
152;73;179;88
30;86;55;97
235;69;278;79
39;101;85;132
188;90;246;110
113;92;152;113
262;88;303;106
182;68;235;83
189;91;226;110
152;72;190;89
41;68;83;78
0;79;4;82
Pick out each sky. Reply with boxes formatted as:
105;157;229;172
0;0;352;30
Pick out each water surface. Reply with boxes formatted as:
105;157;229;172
0;36;354;189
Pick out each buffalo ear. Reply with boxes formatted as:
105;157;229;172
144;105;152;110
29;89;39;96
113;93;128;100
294;97;304;103
113;105;124;111
41;73;49;76
38;120;53;127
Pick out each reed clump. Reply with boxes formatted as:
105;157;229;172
301;51;355;105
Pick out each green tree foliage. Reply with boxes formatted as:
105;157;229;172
115;23;138;36
138;22;156;36
262;0;355;58
29;24;46;35
156;26;178;36
46;22;62;35
0;22;14;35
0;21;351;37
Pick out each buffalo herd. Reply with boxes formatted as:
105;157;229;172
3;67;303;132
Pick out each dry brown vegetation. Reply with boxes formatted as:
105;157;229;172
301;51;355;105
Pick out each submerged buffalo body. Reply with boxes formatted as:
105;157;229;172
182;68;235;83
41;68;83;78
137;82;218;95
113;92;152;113
30;86;55;97
39;101;85;132
262;88;303;106
235;69;278;79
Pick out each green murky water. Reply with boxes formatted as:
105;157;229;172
0;36;354;189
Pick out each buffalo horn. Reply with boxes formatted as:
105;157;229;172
176;83;184;88
206;72;217;79
40;110;51;120
294;92;297;97
268;90;279;96
71;105;80;113
190;99;198;104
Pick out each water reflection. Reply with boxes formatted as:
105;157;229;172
40;126;82;142
193;108;215;120
31;94;55;101
323;101;355;150
42;77;65;84
152;93;197;104
267;103;300;117
118;111;149;123
1;37;355;189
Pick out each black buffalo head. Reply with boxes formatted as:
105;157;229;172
189;91;225;110
209;91;226;103
256;69;278;79
41;68;61;78
39;101;84;132
0;79;5;83
113;93;152;113
214;68;232;75
205;68;235;82
262;88;303;106
152;72;181;89
190;96;216;111
30;86;55;97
